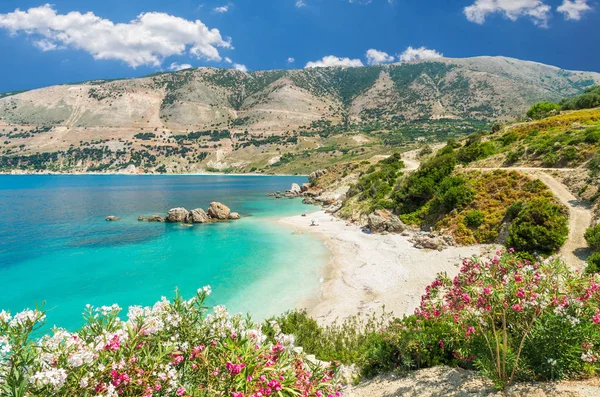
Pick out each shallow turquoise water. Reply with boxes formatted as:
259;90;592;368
0;175;327;329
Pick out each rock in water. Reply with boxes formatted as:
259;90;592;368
229;212;241;220
138;216;147;222
148;216;164;223
166;208;191;223
289;183;302;196
106;216;120;221
368;209;406;233
207;202;231;220
190;208;210;223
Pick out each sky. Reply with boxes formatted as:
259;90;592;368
0;0;597;92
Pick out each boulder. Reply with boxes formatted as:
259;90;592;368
301;183;310;192
229;212;241;220
190;208;210;223
207;202;231;220
148;215;164;223
302;197;316;205
288;183;302;196
138;216;147;222
106;216;120;221
308;169;328;184
368;209;406;234
166;208;190;223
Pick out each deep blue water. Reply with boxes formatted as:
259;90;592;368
0;175;328;329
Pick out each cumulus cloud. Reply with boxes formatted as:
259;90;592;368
233;63;248;72
557;0;592;20
365;49;395;65
287;57;295;63
464;0;551;26
398;46;443;62
0;4;231;68
295;1;307;8
168;62;193;71
214;5;230;13
305;55;364;68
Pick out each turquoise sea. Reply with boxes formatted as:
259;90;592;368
0;175;328;330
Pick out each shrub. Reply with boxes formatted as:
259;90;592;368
527;102;561;120
267;309;388;366
416;251;600;387
585;224;600;251
464;210;485;228
506;198;568;254
435;177;474;212
586;252;600;274
0;289;341;397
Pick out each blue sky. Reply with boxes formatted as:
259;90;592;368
0;0;597;92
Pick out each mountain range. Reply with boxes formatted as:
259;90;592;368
1;56;599;173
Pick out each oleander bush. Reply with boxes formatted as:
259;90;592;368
0;288;341;397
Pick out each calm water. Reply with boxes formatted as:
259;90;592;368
0;175;328;329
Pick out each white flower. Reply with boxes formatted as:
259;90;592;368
199;285;212;296
29;368;68;390
9;309;45;327
0;310;11;324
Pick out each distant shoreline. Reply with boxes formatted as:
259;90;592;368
0;171;307;177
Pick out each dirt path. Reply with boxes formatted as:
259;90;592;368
343;366;600;397
467;167;592;268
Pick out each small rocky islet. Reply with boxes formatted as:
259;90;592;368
136;202;241;224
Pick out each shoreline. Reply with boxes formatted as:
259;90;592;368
279;210;496;324
0;171;307;177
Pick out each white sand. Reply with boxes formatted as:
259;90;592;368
279;210;494;324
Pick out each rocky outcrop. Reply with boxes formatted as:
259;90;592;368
190;208;210;223
106;216;120;221
207;202;231;220
410;232;456;251
367;210;406;233
166;208;191;223
148;216;165;222
308;169;328;184
229;212;241;220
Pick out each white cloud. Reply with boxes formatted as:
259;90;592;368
224;57;233;64
0;4;231;68
365;49;394;65
168;62;193;71
233;63;248;72
34;39;59;52
464;0;551;26
287;57;295;63
557;0;592;20
398;46;443;62
305;55;364;68
214;5;230;13
296;1;307;8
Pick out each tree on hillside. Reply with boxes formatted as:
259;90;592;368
526;102;561;120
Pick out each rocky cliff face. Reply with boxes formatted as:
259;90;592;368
1;56;599;173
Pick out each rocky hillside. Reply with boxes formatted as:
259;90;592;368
1;56;599;173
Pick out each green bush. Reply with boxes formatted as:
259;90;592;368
584;224;600;251
585;252;600;274
465;210;485;228
506;198;569;254
435;176;474;212
522;314;600;381
560;86;600;111
527;102;561;120
268;309;388;366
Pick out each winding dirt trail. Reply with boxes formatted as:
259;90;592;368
466;167;593;268
402;150;593;268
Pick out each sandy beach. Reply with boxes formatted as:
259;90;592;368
279;210;495;324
